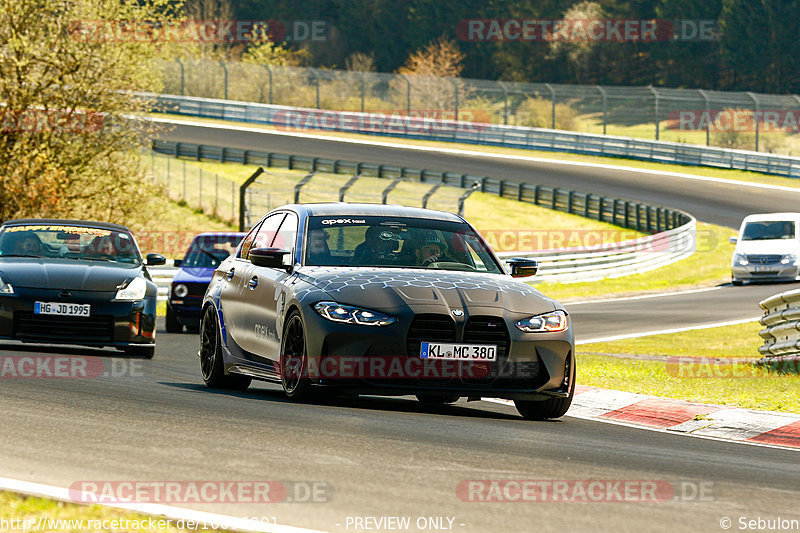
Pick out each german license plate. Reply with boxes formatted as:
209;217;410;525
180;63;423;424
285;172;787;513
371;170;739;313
420;342;497;361
34;301;90;317
754;266;778;273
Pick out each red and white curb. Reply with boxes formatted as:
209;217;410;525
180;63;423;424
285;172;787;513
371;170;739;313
491;385;800;449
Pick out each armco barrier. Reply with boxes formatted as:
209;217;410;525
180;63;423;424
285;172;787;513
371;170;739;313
151;139;696;283
758;290;800;369
149;93;800;179
149;265;177;302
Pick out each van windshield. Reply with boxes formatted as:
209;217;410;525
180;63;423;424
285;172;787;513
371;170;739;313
742;221;796;241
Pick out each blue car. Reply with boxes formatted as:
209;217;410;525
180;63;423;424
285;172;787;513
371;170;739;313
166;232;246;333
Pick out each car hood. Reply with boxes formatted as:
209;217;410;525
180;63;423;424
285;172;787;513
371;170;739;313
296;267;559;315
173;267;214;284
0;258;142;291
735;239;800;256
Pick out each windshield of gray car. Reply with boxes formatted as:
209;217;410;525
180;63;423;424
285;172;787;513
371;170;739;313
305;216;504;274
0;224;141;264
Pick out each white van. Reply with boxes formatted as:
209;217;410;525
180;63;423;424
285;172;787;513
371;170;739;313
731;213;800;285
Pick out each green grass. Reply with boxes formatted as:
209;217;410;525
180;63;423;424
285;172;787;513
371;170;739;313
0;491;227;532
536;222;735;301
576;322;800;413
152;113;800;190
580;322;764;360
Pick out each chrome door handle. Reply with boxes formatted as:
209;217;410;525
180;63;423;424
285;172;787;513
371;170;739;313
248;276;258;290
226;268;235;281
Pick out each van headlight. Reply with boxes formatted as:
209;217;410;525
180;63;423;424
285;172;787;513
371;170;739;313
0;274;13;294
733;253;749;266
115;277;147;301
781;254;799;265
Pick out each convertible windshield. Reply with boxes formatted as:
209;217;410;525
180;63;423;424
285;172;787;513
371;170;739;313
181;234;244;268
305;216;503;274
0;224;140;264
742;221;796;241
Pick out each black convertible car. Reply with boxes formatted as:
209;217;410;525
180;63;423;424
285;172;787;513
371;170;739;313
0;219;165;357
200;203;574;420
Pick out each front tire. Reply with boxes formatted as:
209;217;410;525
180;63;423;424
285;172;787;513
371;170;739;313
280;310;314;401
199;306;251;390
514;358;575;420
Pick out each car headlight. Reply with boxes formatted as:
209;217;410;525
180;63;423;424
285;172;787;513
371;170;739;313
781;254;799;265
733;253;749;266
115;277;147;301
515;310;569;333
313;301;396;326
172;283;189;298
0;274;13;295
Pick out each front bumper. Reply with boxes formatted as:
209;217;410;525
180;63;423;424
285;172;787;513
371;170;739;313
167;296;203;328
732;264;800;282
0;288;157;348
297;305;574;401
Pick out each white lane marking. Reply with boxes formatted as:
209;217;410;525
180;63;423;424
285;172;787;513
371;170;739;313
576;316;762;344
482;399;800;452
0;476;322;533
564;285;725;306
151;116;800;194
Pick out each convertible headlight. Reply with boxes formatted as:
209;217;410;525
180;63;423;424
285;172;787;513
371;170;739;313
115;277;147;301
313;301;396;326
172;283;189;298
733;253;749;266
515;310;569;333
0;274;13;295
781;254;799;265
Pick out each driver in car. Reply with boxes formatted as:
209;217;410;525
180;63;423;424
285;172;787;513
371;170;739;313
416;236;457;266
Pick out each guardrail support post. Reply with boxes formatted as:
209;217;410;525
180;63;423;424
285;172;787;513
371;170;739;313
239;167;265;231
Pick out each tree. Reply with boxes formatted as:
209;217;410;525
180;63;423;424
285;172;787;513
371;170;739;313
0;0;178;225
395;36;467;111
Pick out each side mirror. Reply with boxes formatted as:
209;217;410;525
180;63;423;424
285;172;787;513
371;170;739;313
146;253;166;266
249;247;291;270
173;258;183;267
729;237;738;244
507;257;538;278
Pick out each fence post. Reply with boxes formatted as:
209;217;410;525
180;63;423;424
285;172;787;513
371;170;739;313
699;89;710;146
648;85;660;141
596;86;607;135
499;81;509;125
398;73;411;114
264;65;273;104
294;171;315;203
545;83;556;129
748;92;760;152
239;168;265;231
218;61;228;100
450;78;459;122
310;68;321;109
360;73;366;113
175;58;185;96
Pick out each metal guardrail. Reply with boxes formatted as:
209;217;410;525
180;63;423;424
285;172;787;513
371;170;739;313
149;265;177;302
152;139;696;283
758;290;800;365
150;93;800;179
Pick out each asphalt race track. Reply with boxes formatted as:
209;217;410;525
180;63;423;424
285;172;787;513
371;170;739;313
0;327;798;533
0;123;798;533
